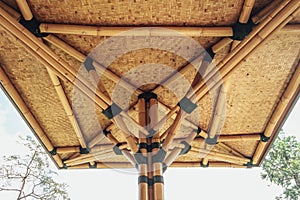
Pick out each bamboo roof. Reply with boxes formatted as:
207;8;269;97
0;0;299;171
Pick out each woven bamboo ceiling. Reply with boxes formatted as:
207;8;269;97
0;0;299;171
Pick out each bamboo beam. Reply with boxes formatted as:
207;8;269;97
0;1;21;20
15;0;32;20
239;0;256;23
252;0;283;23
189;147;251;165
0;66;64;168
46;68;88;148
56;147;80;154
170;162;247;168
253;61;300;164
40;24;233;37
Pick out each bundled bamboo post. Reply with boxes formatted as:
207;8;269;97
40;23;233;37
0;66;64;167
253;62;300;164
138;98;149;200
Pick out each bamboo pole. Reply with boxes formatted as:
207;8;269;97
161;110;183;151
56;147;80;154
0;66;64;167
138;98;149;200
68;161;247;169
252;0;283;23
15;0;32;20
189;148;250;165
0;1;21;21
170;162;247;168
164;131;198;166
239;0;256;23
253;62;300;164
46;68;88;148
40;23;233;37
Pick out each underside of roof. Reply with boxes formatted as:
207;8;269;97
0;0;299;170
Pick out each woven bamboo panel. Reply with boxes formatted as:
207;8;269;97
0;32;79;146
20;0;243;26
223;140;259;157
220;33;300;135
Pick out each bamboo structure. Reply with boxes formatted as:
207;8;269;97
253;62;300;164
40;24;233;37
0;66;64;168
0;0;299;199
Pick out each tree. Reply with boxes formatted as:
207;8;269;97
261;131;300;200
0;136;69;200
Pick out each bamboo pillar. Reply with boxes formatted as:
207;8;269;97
138;98;149;200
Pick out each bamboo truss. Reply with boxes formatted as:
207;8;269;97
0;0;299;200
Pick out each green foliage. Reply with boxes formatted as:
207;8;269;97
0;136;69;200
261;132;300;200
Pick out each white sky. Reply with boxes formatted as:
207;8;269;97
0;89;299;200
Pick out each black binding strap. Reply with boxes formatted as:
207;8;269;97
200;161;209;168
103;129;110;137
83;56;95;72
152;176;164;185
138;92;157;102
231;19;255;41
203;47;215;62
49;148;57;155
196;127;202;136
138;176;164;186
102;103;122;119
138;176;149;184
178;97;197;114
80;147;90;154
205;133;218;145
19;16;48;38
244;157;255;168
89;162;97;168
260;132;270;142
113;143;123;155
180;141;191;155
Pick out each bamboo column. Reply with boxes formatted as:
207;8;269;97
138;97;149;200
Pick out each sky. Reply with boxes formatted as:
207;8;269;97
0;88;299;200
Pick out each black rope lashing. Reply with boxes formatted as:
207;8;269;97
178;97;197;114
19;16;48;38
231;19;255;41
